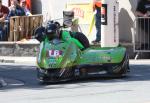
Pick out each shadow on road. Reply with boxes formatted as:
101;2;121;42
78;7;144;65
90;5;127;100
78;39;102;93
0;64;150;91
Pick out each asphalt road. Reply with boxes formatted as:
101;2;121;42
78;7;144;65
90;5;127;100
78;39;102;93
0;61;150;103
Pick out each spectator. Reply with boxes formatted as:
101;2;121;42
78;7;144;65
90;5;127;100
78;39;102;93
8;0;25;17
6;0;25;41
136;0;150;34
92;0;102;44
0;0;9;41
20;0;32;16
136;0;150;49
0;0;9;22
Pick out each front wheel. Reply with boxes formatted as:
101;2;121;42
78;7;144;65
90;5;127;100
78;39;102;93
37;68;48;83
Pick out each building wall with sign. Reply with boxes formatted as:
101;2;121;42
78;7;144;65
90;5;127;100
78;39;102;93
32;0;139;43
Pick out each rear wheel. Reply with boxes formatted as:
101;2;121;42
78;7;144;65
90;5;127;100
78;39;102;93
71;32;90;49
107;53;130;77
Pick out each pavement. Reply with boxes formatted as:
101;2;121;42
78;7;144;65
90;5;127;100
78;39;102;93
1;56;150;65
0;56;37;65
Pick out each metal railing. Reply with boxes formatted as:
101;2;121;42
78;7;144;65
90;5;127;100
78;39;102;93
133;17;150;59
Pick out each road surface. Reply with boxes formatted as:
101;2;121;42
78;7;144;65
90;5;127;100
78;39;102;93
0;60;150;103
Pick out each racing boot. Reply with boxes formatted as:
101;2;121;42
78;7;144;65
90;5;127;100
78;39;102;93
92;40;101;44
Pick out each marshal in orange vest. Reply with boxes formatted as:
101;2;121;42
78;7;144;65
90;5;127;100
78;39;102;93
93;0;102;11
26;0;31;10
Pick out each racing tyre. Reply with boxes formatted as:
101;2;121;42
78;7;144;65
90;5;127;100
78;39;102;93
71;32;90;49
37;68;48;84
107;53;130;77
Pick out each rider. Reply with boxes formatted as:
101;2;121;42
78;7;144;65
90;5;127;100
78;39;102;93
45;22;85;50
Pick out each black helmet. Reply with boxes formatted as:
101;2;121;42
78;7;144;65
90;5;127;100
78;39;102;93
46;23;58;40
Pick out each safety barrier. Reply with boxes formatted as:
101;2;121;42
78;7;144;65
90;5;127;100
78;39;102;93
8;14;43;41
133;17;150;59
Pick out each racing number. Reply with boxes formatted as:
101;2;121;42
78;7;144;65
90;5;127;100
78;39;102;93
49;50;62;57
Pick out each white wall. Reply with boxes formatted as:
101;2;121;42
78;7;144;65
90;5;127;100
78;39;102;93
2;0;8;6
118;0;138;42
33;0;139;43
40;0;90;20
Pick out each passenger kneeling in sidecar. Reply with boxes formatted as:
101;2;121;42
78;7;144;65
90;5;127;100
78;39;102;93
34;21;90;50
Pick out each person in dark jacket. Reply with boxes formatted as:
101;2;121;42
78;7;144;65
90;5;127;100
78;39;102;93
20;0;32;16
136;0;150;49
8;0;25;17
0;0;9;22
136;0;150;34
0;0;9;41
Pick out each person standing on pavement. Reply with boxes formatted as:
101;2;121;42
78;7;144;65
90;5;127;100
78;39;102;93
92;0;102;44
0;0;9;41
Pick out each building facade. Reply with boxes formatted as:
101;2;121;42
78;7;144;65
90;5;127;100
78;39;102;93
33;0;138;43
3;0;139;43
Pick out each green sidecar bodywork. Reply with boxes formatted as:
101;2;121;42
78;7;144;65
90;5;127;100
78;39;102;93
36;31;129;83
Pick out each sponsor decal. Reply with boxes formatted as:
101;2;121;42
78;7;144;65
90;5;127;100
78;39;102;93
101;4;107;25
113;6;116;42
48;50;63;58
72;8;84;18
66;3;93;24
49;63;57;68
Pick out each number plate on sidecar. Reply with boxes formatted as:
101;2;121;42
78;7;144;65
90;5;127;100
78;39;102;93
48;50;63;58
